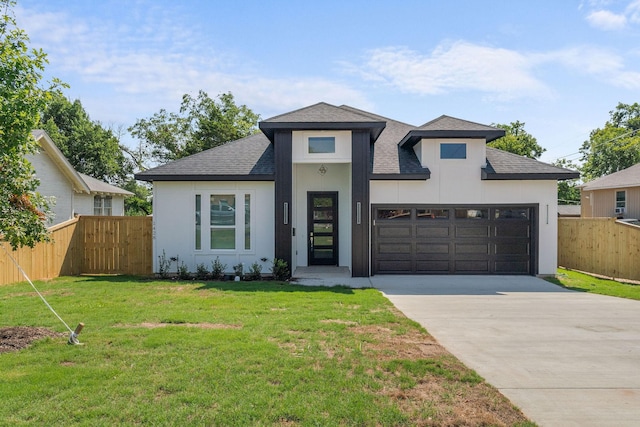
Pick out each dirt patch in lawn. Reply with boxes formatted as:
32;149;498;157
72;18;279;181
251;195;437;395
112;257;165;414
0;326;66;353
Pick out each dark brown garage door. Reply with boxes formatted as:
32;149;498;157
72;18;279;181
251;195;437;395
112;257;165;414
372;205;536;275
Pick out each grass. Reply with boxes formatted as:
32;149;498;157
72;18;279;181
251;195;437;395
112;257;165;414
0;276;532;426
547;268;640;301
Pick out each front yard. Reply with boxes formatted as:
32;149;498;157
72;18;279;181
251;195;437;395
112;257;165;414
0;276;532;426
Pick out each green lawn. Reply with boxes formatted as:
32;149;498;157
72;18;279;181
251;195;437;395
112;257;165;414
548;268;640;300
0;276;532;426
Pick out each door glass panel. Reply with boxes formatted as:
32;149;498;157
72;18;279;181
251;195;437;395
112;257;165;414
314;210;333;220
417;209;448;219
377;209;411;220
495;208;529;219
313;197;333;207
455;209;488;219
314;236;333;246
314;223;333;233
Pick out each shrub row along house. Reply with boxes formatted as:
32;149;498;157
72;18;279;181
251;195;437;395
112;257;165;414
136;103;578;277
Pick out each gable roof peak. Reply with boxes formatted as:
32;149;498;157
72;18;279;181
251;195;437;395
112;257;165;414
418;115;501;132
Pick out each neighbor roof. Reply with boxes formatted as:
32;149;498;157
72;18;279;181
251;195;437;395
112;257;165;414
581;163;640;191
136;103;578;182
78;173;134;196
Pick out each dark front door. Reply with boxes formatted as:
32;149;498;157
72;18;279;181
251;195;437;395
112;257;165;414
308;192;338;265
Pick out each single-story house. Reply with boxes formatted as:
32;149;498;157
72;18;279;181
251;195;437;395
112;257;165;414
136;103;578;277
29;130;133;226
581;162;640;219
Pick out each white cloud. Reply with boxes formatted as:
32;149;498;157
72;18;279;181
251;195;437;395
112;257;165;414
353;42;552;101
586;9;627;30
627;0;640;23
14;4;370;121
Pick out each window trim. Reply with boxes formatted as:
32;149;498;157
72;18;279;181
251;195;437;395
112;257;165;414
616;190;626;209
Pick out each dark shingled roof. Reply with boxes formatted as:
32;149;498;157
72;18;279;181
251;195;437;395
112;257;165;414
483;148;580;180
399;115;505;148
581;162;640;190
135;133;274;181
136;104;579;182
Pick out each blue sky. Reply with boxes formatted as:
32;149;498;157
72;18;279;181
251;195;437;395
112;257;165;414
15;0;640;164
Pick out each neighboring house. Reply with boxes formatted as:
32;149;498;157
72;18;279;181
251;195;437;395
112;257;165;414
580;163;640;219
28;130;133;226
136;103;578;277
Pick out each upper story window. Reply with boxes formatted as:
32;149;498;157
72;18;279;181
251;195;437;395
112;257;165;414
440;143;466;159
308;137;335;154
94;196;112;215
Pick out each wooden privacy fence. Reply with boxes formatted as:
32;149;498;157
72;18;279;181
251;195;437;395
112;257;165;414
1;216;152;286
558;217;640;282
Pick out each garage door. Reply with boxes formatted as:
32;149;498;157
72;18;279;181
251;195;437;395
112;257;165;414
372;206;535;275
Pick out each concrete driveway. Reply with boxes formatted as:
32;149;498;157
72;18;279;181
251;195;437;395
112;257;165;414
370;275;640;427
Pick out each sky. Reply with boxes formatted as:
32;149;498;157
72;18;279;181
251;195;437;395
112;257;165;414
13;0;640;165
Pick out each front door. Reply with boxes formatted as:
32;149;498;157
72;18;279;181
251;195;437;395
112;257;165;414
308;192;338;265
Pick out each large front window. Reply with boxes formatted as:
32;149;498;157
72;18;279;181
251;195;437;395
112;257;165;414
194;192;253;251
210;195;236;250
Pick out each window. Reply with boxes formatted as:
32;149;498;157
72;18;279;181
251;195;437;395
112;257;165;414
440;143;466;159
195;195;202;250
455;208;488;219
308;136;335;154
93;196;112;215
377;209;411;220
417;209;449;219
210;195;236;250
244;194;251;250
616;191;626;211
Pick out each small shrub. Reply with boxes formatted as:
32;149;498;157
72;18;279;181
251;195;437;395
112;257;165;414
211;257;227;280
158;250;173;279
246;262;262;281
195;263;210;280
177;262;191;280
271;258;290;281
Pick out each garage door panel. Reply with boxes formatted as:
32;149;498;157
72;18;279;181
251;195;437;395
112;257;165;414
495;261;529;273
495;241;529;255
378;243;412;254
378;226;411;238
455;243;489;254
378;260;412;272
455;260;490;272
416;243;449;254
416;226;450;238
455;226;490;237
495;223;530;238
416;260;450;273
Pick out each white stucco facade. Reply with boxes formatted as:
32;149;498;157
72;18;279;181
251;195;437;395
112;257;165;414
152;181;275;274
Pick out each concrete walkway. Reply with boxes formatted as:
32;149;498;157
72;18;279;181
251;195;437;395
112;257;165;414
371;275;640;427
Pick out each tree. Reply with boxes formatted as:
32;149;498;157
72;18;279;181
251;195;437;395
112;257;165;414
580;102;640;181
488;121;545;159
553;159;581;204
40;93;131;184
129;91;260;165
0;0;64;249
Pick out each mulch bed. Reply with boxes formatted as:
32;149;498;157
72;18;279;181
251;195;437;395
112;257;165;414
0;326;66;353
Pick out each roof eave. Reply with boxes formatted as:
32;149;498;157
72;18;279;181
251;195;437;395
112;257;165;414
134;173;275;182
398;129;505;148
370;172;431;181
259;121;386;143
482;170;581;181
